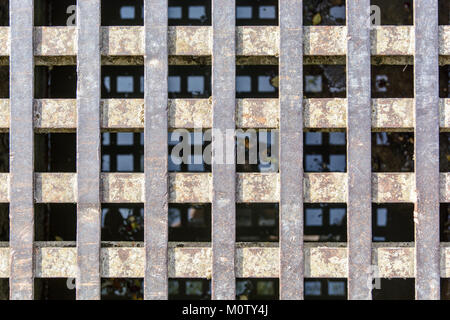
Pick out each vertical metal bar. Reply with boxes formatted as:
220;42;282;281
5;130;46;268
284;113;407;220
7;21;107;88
76;0;101;300
279;0;304;300
414;0;440;300
346;0;372;300
212;0;236;300
9;0;34;300
143;0;168;300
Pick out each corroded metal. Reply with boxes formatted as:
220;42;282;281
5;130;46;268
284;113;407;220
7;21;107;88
76;0;101;300
347;0;372;300
143;0;168;300
1;98;450;132
1;26;449;58
414;0;440;300
279;0;304;300
211;0;236;300
1;243;449;279
9;0;34;300
2;172;449;204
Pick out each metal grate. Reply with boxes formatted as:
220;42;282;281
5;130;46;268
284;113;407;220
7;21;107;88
0;0;449;300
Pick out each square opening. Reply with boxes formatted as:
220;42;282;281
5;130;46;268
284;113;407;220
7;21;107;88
442;279;450;300
169;279;211;300
236;0;278;26
372;279;415;300
236;278;279;300
236;65;278;98
370;0;413;25
0;66;9;98
35;66;77;98
236;130;278;173
304;0;346;26
101;278;143;300
35;133;76;172
34;278;76;300
372;65;414;98
372;204;414;242
169;204;211;242
102;204;143;241
439;0;449;25
441;204;450;242
35;0;76;26
304;65;346;98
102;0;143;26
169;0;211;26
440;133;450;172
372;132;414;172
304;132;346;172
305;278;347;300
0;204;8;241
236;203;278;242
304;204;347;242
440;65;449;98
169;131;211;173
0;133;8;172
35;204;76;241
102;133;143;173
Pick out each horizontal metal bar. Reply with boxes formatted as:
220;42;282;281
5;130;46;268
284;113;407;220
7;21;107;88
0;26;448;58
0;243;448;278
1;98;450;132
0;172;448;203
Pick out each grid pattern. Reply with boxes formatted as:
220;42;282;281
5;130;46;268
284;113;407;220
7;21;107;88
0;0;450;300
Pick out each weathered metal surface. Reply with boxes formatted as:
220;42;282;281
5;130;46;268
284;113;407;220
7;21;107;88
34;27;76;56
0;27;9;56
414;0;440;300
279;0;304;300
35;173;76;203
2;98;450;131
236;26;278;56
304;98;346;129
0;99;9;131
304;26;346;55
0;173;8;202
9;0;34;300
372;173;415;203
236;247;279;278
3;172;448;204
237;173;279;203
347;0;372;300
76;0;101;300
304;173;346;203
2;244;448;279
306;246;347;278
371;26;413;55
212;0;236;300
376;247;414;278
34;99;77;132
143;0;168;300
236;99;279;129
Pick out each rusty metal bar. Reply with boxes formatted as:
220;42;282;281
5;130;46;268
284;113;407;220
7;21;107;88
414;0;440;300
9;0;35;300
347;0;372;300
143;0;168;300
0;25;444;58
279;0;304;300
1;243;449;279
76;0;101;300
211;0;236;300
3;98;450;132
2;172;450;204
